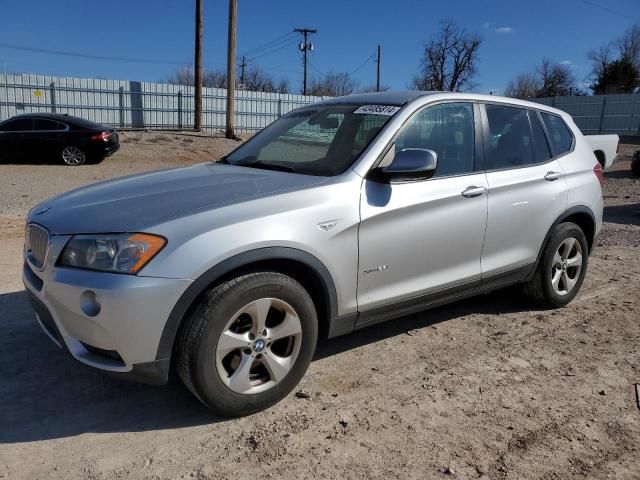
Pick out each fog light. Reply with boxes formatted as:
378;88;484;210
80;290;101;317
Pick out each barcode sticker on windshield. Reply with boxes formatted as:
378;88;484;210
354;105;401;116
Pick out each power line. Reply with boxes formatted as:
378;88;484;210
248;39;298;61
243;32;297;57
581;0;635;21
0;43;184;65
349;53;376;76
308;60;325;77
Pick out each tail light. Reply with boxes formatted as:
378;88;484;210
593;162;605;188
91;131;113;142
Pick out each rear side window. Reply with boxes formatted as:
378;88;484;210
394;102;476;177
540;112;573;156
530;111;552;163
1;118;33;131
34;119;64;131
485;105;533;169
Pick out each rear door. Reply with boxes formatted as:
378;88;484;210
480;104;568;278
357;102;488;313
32;118;66;159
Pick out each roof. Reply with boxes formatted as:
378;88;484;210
318;90;438;106
11;112;75;121
316;90;570;118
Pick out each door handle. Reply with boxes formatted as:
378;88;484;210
544;171;562;181
461;186;486;198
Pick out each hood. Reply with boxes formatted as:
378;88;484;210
29;163;328;234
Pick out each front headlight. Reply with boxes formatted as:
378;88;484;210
59;233;166;274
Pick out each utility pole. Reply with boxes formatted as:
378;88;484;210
225;0;237;139
376;45;381;92
294;28;317;95
194;0;203;131
239;55;247;86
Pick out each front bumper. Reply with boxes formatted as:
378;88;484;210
22;236;192;384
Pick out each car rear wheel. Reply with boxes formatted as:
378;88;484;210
61;146;86;166
176;272;318;416
524;222;589;308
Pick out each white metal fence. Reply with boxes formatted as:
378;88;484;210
532;94;640;136
0;73;327;132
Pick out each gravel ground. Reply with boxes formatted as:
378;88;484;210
0;131;245;217
0;137;639;480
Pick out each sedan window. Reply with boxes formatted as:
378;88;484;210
34;119;64;131
0;118;34;131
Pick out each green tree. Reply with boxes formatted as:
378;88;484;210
591;56;640;94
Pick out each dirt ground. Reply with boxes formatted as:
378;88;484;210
0;135;639;480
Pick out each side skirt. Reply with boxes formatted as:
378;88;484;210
328;264;534;336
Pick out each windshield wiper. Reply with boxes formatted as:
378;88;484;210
240;160;297;173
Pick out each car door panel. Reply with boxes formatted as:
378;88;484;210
358;173;488;310
482;163;567;276
357;101;488;312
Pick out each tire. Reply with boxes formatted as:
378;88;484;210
524;222;589;308
61;146;86;166
631;150;640;178
176;272;318;416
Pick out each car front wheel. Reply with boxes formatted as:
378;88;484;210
176;272;318;416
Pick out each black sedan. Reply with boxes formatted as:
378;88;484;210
0;113;120;166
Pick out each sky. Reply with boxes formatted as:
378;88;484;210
1;0;639;94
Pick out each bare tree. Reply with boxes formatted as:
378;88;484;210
412;20;482;92
615;24;640;69
504;59;576;98
503;72;541;99
168;64;197;86
588;44;614;79
308;72;358;96
536;58;576;97
359;84;391;93
168;64;289;93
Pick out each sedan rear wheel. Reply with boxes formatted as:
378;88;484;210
61;146;86;166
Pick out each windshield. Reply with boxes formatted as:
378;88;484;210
225;104;397;176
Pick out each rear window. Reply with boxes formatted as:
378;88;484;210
541;112;573;156
530;111;552;163
34;119;65;131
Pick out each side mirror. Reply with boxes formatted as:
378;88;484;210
371;148;438;182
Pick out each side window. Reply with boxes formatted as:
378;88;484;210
541;112;573;156
530;110;552;163
0;118;33;131
485;105;533;169
394;102;475;177
34;119;61;131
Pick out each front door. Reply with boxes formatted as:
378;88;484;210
357;102;488;313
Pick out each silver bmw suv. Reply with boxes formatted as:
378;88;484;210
23;91;604;416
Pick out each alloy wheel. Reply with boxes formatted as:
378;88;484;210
551;237;583;296
215;297;302;394
62;146;85;166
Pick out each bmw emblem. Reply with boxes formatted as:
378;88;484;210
254;339;266;353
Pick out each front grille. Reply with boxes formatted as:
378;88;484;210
26;224;49;270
